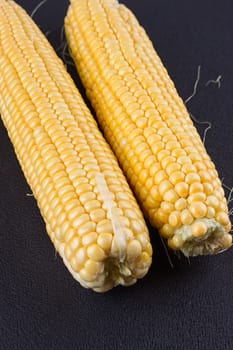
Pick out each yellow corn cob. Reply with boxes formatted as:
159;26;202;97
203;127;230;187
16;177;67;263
65;0;232;256
0;0;152;292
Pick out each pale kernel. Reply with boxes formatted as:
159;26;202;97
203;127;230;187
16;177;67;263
78;221;96;236
75;247;87;266
168;211;181;228
175;182;189;197
97;233;113;251
175;198;187;211
96;219;113;234
70;236;80;251
189;202;207;218
87;244;106;261
192;221;207;237
90;208;106;222
127;240;142;259
79;268;96;282
181;209;193;225
82;232;98;246
72;213;90;228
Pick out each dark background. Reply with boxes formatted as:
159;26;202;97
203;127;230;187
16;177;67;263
1;1;233;349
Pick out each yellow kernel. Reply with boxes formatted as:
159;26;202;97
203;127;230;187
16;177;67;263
172;149;187;158
192;221;207;237
159;180;173;195
154;170;167;184
185;173;201;184
177;155;192;165
82;232;98;246
181;209;193;225
206;195;219;208
206;206;215;218
163;189;179;203
168;211;181;228
127;240;142;259
87;244;106;261
189;202;207;218
97;232;113;251
189;183;204;194
170;171;185;184
216;212;230;226
168;235;183;249
155;208;168;223
85;260;103;276
161;201;175;213
166;162;181;175
188;192;206;204
175;198;187;211
79;268;96;282
160;223;174;238
199;170;212;182
150;185;162;201
70;236;80;251
144;195;160;209
175;182;189;197
203;182;214;195
182;163;196;174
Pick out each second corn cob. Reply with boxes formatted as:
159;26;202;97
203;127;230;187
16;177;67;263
65;0;232;256
0;0;152;292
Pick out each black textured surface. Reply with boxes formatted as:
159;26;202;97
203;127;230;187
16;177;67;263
1;1;233;349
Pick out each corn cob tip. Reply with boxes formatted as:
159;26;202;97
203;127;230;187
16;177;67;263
167;218;232;257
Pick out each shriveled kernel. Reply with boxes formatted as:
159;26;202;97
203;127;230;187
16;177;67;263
127;240;142;259
181;209;193;225
87;244;106;261
192;221;207;237
189;202;207;218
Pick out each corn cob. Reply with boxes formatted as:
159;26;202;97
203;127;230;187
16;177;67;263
0;0;152;292
65;0;232;256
